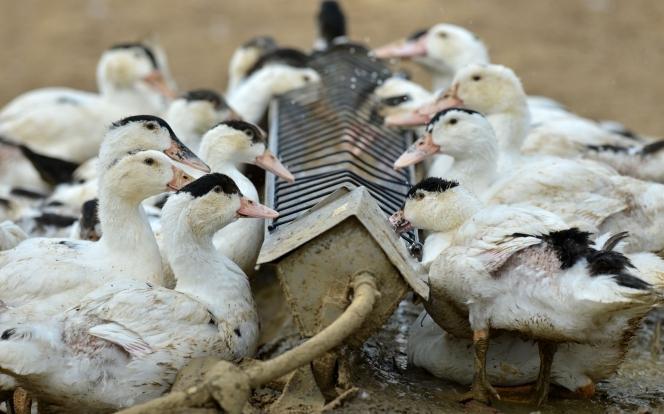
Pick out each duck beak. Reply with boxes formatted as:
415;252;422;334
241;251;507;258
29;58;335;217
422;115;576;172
254;150;295;183
394;134;440;170
142;70;177;99
389;209;412;234
385;87;464;127
164;139;211;173
167;165;193;191
385;110;433;127
237;197;279;219
423;85;465;114
373;35;428;59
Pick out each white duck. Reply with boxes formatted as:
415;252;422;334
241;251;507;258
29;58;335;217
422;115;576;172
0;173;276;413
390;178;661;405
226;36;277;94
0;221;27;251
228;64;321;123
0;145;192;319
166;89;240;154
394;108;664;254
373;24;489;91
199;121;294;275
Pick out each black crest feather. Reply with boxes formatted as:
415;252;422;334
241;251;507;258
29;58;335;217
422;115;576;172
427;108;483;131
214;120;265;144
182;89;228;110
109;43;159;70
246;48;310;77
407;178;459;198
179;173;241;198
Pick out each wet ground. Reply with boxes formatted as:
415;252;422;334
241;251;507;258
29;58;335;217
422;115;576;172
252;271;664;414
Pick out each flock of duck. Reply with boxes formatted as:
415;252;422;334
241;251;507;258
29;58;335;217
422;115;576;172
0;3;661;412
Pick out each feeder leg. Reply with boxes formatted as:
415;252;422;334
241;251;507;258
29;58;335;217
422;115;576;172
532;341;557;407
459;329;500;405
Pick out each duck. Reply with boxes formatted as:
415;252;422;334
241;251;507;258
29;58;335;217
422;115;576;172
166;89;241;154
373;24;489;91
0;173;276;413
226;36;278;94
390;177;661;405
199;121;294;275
227;63;321;123
0;123;195;319
0;43;178;193
394;108;664;254
314;0;348;51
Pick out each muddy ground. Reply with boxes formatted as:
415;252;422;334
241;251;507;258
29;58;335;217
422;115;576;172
1;0;664;138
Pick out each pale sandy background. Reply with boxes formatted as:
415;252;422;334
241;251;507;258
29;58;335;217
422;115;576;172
1;0;663;137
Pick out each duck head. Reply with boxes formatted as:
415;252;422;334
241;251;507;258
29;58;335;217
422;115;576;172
228;36;278;88
100;115;210;173
390;178;479;234
373;24;489;75
386;64;527;127
97;43;176;101
102;150;193;202
261;65;321;96
163;173;279;237
374;76;433;119
394;108;496;169
166;89;241;151
199;120;295;183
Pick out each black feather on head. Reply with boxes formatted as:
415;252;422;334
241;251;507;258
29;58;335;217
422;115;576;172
427;108;483;132
179;173;241;198
182;89;228;110
109;42;159;70
407;178;459;199
214;120;265;144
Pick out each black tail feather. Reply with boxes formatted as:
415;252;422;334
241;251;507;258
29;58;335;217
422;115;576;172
19;145;79;186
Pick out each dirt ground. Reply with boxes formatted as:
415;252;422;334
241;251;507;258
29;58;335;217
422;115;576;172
1;0;664;137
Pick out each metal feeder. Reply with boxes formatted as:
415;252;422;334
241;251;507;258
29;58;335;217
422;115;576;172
258;44;428;401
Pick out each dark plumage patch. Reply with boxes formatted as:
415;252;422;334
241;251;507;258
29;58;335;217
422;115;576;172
586;250;650;290
408;28;429;41
178;173;241;198
640;140;664;156
36;213;77;228
153;194;169;210
182;89;228;110
242;35;277;51
245;48;310;77
318;0;347;45
407;178;459;199
381;94;411;107
19;145;79;186
110;114;174;136
1;328;15;340
234;328;242;337
540;228;593;269
427;108;483;131
215;120;265;144
586;144;630;154
10;187;47;199
80;199;100;231
109;42;159;70
0;198;10;208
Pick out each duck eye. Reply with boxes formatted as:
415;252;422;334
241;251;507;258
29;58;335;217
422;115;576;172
448;118;458;125
143;158;155;166
145;122;158;131
437;32;448;38
213;186;222;193
302;75;311;82
472;75;482;82
243;129;254;138
415;192;425;200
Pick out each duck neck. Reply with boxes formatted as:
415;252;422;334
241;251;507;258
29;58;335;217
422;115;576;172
165;210;253;320
96;180;163;284
206;156;259;202
487;105;530;169
99;85;165;114
445;153;497;196
227;71;274;123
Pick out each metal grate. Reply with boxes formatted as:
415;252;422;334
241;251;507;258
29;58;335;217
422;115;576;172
266;44;420;252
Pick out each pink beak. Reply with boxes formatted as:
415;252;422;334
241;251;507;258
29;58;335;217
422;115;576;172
386;86;465;128
373;35;428;60
237;197;279;219
393;134;441;170
142;70;177;99
167;165;193;191
389;209;413;234
254;150;295;183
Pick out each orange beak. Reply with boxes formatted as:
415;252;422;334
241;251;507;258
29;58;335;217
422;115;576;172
389;209;412;234
386;86;464;127
167;165;193;190
254;150;295;183
142;70;177;99
237;197;279;219
393;133;440;170
164;139;210;173
373;35;428;60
